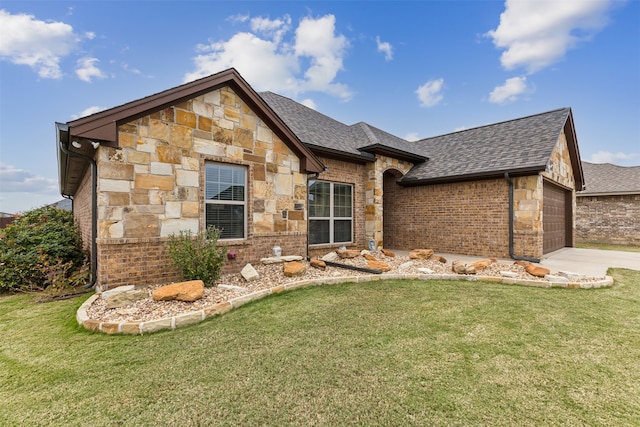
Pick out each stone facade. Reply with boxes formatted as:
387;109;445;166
78;86;310;288
576;194;640;245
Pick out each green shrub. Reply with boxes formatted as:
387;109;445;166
0;206;86;292
165;227;227;287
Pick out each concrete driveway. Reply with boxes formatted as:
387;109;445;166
540;247;640;278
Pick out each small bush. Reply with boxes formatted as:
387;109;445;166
165;227;227;287
0;206;86;292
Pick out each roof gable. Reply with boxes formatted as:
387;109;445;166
57;68;324;196
401;108;584;187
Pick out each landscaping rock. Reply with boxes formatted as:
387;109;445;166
105;289;149;309
469;258;496;271
500;271;518;278
336;249;360;259
409;249;434;259
152;280;204;302
367;260;392;272
101;285;135;300
452;260;476;274
261;255;304;264
363;253;377;261
558;270;586;280
418;267;435;274
310;258;326;270
429;254;447;263
284;261;306;277
241;264;260;282
525;264;551;278
545;275;569;283
321;251;339;262
217;284;248;291
381;249;396;257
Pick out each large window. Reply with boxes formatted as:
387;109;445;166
308;180;353;245
205;163;246;240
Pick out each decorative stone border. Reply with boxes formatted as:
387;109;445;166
76;273;614;335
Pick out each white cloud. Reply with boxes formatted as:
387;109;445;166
487;0;616;73
185;14;352;101
250;15;291;43
588;151;640;165
75;57;106;82
300;98;317;110
0;10;79;79
404;132;420;142
489;76;532;104
71;106;105;120
416;78;444;107
376;36;393;61
0;163;57;194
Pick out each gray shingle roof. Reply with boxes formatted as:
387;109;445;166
578;161;640;195
401;108;572;183
260;92;425;162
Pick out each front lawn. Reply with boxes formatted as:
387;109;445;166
1;269;639;426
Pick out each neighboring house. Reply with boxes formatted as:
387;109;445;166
576;162;640;245
0;212;16;229
50;199;73;211
56;68;584;288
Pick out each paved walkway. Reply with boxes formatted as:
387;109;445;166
391;248;639;278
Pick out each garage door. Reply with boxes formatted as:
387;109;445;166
543;181;569;253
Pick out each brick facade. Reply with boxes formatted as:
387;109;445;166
74;169;93;252
576;194;640;245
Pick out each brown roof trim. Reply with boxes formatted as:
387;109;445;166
359;143;428;163
65;68;324;174
563;109;585;190
577;190;640;197
398;165;544;187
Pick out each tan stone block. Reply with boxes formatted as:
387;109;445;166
241;114;256;130
170;125;192;148
120;322;141;335
176;170;199;187
275;174;292;196
83;319;101;332
149;189;165;204
204;301;232;318
233;128;254;149
253;165;266;181
294;185;306;200
99;179;130;193
274;139;290;155
374;188;383;196
194;138;225;156
119;132;136;148
149;119;169;140
136;137;156;153
274;220;287;232
157;146;181;164
192;100;213;118
225;106;240;121
131;190;149;205
107;192;129;206
119;122;137;134
182;201;199;217
257;125;273;143
518;200;539;211
126;150;150;165
176;110;196;128
198;116;212;132
288;210;304;221
266;162;278;174
101;322;121;335
254;219;273;233
213;127;233;145
124;213;159;238
135;174;174;191
100;163;134;180
220;90;235;106
271;285;285;294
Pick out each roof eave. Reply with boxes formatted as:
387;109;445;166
359;143;428;163
563;109;585;190
309;144;376;164
577;190;640;197
399;165;545;187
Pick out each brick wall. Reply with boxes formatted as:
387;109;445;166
382;177;511;257
74;168;93;252
576;194;640;245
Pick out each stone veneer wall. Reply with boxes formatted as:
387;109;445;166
576;194;640;245
383;178;511;257
92;86;309;287
307;157;367;259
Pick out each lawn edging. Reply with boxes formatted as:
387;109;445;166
76;273;614;335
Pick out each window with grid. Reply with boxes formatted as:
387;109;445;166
205;163;246;240
308;180;353;245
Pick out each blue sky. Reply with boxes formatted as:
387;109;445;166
1;0;638;213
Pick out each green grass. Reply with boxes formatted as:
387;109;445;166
2;270;639;426
576;241;640;252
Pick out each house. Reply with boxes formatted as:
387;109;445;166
56;68;584;288
576;162;640;245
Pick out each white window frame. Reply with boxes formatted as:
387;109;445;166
308;180;353;245
204;162;247;240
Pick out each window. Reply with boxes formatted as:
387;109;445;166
308;180;353;245
205;163;246;239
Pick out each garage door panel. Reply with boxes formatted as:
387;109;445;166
544;181;568;253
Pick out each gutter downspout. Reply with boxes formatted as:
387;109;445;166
58;126;98;289
504;172;541;263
